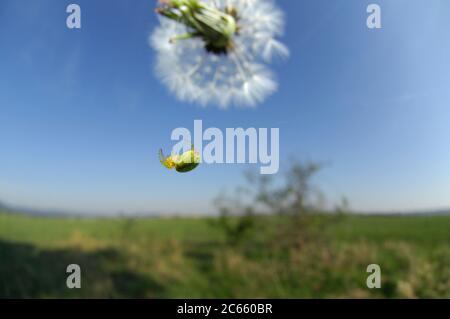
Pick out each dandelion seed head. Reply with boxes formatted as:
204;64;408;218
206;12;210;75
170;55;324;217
151;0;289;108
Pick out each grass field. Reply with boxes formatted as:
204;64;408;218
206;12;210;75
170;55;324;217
0;211;449;298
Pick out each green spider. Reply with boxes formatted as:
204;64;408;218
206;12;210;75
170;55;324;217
159;145;201;173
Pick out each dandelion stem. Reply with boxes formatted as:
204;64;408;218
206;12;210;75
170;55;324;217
156;0;237;54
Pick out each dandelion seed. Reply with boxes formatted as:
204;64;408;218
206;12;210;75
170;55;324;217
150;0;289;108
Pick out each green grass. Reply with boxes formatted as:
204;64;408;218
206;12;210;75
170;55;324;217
327;215;450;246
0;211;449;298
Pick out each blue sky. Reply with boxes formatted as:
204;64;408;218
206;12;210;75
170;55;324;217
1;0;449;215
